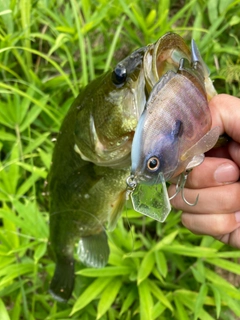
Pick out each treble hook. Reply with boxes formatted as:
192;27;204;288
169;170;199;206
126;175;137;200
181;186;199;206
168;174;182;200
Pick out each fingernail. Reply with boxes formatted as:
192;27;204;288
235;211;240;223
214;163;238;183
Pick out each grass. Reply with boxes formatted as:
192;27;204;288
0;0;240;319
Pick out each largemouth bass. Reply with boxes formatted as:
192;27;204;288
127;39;220;222
48;33;211;301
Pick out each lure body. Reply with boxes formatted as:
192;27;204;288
129;40;219;222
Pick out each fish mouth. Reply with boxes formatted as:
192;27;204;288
143;32;191;92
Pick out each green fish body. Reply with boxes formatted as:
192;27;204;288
48;47;149;301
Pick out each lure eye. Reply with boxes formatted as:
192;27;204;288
147;157;160;171
112;65;127;87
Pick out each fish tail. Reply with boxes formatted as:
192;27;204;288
49;257;75;302
78;231;109;268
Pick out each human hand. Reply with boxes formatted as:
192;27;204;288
169;94;240;248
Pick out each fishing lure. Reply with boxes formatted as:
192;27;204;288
127;40;220;222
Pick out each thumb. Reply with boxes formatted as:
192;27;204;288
229;141;240;168
210;94;240;143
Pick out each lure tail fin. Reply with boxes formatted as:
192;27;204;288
49;257;75;302
78;231;109;268
191;39;217;99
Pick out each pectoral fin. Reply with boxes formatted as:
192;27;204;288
108;190;126;231
78;231;109;268
181;126;220;162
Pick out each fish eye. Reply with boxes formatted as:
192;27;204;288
112;65;127;87
147;156;160;171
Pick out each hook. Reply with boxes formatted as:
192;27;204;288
169;170;199;206
181;187;199;206
181;169;199;206
168;174;182;200
126;175;137;200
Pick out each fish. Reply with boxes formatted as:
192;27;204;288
127;39;220;222
48;32;205;302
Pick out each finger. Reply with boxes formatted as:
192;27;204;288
181;212;240;236
181;212;240;249
228;141;240;167
183;157;239;189
210;94;240;143
216;228;240;249
169;182;240;214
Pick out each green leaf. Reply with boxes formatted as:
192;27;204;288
138;279;153;320
0;263;34;288
16;171;45;197
120;286;137;316
15;162;46;178
152;230;179;251
10;291;22;320
23;133;49;154
219;0;234;13
19;104;43;132
152;301;167;320
104;16;125;72
38;148;52;169
207;0;219;25
175;290;216;320
146;9;157;28
154;251;167;278
10;199;48;239
194;283;208;320
162;245;217;258
217;251;240;258
34;242;47;263
0;131;16;141
0;0;13;34
1;216;19;250
174;296;190;320
149;279;173;312
174;289;215;308
217;289;240;317
97;277;122;319
209;284;221;319
206;258;240;275
0;143;20;196
76;266;132;277
131;4;147;34
0;298;10;320
138;251;155;285
191;260;206;283
205;268;236;289
71;277;112;315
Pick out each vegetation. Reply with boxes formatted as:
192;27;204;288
0;0;240;319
